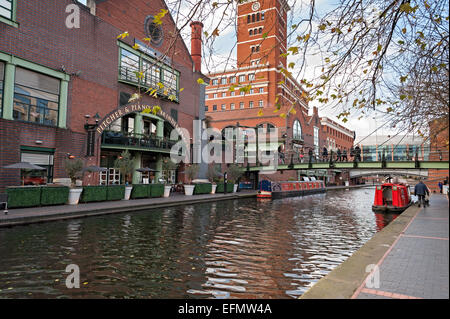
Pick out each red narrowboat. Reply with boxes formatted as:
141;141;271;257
372;182;412;213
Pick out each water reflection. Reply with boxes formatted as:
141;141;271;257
0;188;384;299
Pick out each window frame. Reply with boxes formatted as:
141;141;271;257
0;0;18;28
118;42;180;102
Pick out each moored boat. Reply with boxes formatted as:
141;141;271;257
257;179;326;199
372;182;412;213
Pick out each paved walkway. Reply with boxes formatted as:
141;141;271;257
301;193;448;299
353;194;449;299
0;191;257;228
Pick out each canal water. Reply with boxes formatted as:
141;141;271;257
0;187;398;299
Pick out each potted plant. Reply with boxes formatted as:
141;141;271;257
114;150;135;200
207;165;220;194
162;158;178;197
227;164;243;193
183;164;198;196
64;158;84;205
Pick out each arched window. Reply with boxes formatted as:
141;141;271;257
252;14;255;22
247;15;251;23
259;28;262;34
293;120;302;140
249;29;253;36
261;12;265;20
256;13;260;21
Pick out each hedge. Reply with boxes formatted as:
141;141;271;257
216;183;234;193
194;183;212;195
6;186;42;208
150;184;164;198
106;185;125;201
80;185;108;203
40;186;69;206
131;184;151;199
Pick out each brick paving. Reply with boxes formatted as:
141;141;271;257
354;194;449;299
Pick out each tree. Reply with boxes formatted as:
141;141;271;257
184;164;199;184
64;158;84;187
114;150;135;185
226;163;243;184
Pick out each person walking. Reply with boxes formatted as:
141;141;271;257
438;181;443;193
414;180;430;207
336;148;342;162
322;147;328;162
355;145;361;162
299;149;305;163
350;146;355;161
308;148;314;162
342;148;348;162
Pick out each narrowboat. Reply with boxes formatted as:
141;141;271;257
372;182;412;213
257;179;326;199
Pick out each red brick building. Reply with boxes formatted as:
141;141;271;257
204;0;355;183
0;0;206;189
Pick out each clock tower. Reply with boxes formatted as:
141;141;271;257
236;0;289;68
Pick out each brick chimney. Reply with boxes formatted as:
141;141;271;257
190;21;203;73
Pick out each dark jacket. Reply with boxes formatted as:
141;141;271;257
414;182;430;196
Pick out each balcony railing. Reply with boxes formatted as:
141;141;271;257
101;131;176;150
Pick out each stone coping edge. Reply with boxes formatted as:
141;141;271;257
0;193;256;228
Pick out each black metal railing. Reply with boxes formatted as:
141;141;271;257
101;131;176;150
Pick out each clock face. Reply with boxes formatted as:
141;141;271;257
252;2;260;11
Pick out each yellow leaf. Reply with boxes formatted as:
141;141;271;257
197;78;205;84
257;109;264;116
179;88;184;92
117;31;129;39
143;37;152;42
279;113;286;118
289;108;296;115
132;43;140;50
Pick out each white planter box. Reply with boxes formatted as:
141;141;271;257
184;184;195;196
124;186;133;200
233;184;238;193
68;188;83;205
211;184;217;194
164;185;171;197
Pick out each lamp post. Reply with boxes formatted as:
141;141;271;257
84;113;100;157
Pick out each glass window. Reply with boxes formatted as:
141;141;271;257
119;49;140;83
249;101;254;108
239;102;244;109
258;100;263;107
230;103;235;110
13;67;60;126
142;60;161;88
0;0;13;20
21;150;54;185
213;93;218;98
221;104;226;110
221;78;227;84
229;76;236;83
230;91;235;96
222;92;226;97
239;75;245;82
213;104;217;111
293;120;302;140
163;69;178;97
259;87;264;93
212;79;218;85
205;106;208;112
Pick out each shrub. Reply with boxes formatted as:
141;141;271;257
107;185;125;201
216;183;234;193
41;186;69;206
194;183;212;194
150;184;164;197
114;150;135;184
6;186;41;208
227;164;243;184
184;164;199;184
80;186;108;203
131;184;151;199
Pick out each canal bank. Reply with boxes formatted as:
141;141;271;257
300;193;449;299
0;185;371;228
